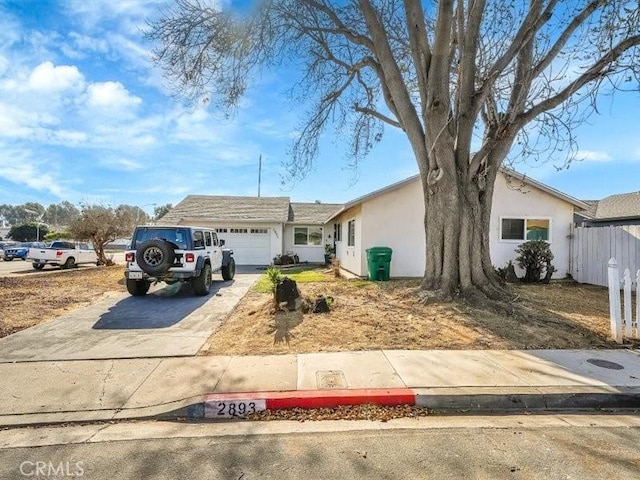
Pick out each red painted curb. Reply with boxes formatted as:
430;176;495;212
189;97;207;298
204;389;416;410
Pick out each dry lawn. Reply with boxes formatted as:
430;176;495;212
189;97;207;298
0;266;633;354
0;266;125;338
201;271;632;355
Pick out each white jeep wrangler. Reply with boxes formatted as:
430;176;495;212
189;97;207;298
124;225;235;296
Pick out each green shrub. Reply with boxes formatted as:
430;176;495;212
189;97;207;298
515;240;555;283
265;267;282;305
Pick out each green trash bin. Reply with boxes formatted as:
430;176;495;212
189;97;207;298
366;246;393;281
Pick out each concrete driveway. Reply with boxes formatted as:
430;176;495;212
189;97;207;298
0;266;263;363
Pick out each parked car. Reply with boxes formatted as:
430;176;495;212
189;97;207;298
0;241;19;259
124;225;235;296
2;242;46;261
26;241;99;270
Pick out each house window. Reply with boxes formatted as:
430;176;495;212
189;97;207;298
215;228;227;233
334;223;342;241
250;228;268;234
230;228;248;234
501;218;550;241
294;226;322;246
347;220;355;247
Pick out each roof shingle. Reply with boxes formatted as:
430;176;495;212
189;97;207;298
593;192;640;220
157;195;291;224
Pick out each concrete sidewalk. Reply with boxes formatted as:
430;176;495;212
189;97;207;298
0;349;639;426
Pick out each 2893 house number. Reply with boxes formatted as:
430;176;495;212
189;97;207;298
204;399;266;418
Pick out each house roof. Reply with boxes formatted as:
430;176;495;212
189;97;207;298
326;169;588;222
589;191;640;221
288;202;343;224
576;200;598;219
157;195;343;226
157;195;291;224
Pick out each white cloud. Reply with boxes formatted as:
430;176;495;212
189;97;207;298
86;81;142;109
0;144;66;198
99;157;144;171
575;150;612;162
27;61;85;93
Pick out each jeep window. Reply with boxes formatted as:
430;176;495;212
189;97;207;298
133;228;189;249
212;232;219;246
193;230;205;249
204;231;212;247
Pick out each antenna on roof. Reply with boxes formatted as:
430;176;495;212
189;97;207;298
258;154;262;197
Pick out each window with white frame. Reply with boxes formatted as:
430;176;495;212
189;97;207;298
250;228;268;234
347;220;355;246
294;226;322;246
501;218;551;241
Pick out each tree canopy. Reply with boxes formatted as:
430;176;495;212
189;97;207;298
149;0;640;298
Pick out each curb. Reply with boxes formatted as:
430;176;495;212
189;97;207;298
162;386;640;420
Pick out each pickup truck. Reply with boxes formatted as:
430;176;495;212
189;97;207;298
27;241;100;270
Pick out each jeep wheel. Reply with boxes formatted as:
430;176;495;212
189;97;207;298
192;263;212;296
126;278;151;296
136;239;175;276
222;257;236;281
32;263;45;270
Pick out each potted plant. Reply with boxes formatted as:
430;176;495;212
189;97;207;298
324;244;335;265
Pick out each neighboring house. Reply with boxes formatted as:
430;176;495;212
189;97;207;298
327;169;588;279
156;195;341;265
576;192;640;227
161;170;587;277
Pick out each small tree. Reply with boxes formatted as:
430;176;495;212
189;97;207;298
8;223;49;242
265;267;282;307
43;230;73;242
153;203;173;221
68;206;136;266
515;240;554;283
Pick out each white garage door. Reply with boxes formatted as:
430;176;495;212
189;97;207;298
216;227;271;265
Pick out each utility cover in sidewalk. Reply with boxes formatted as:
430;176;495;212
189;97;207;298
587;359;624;370
316;370;347;389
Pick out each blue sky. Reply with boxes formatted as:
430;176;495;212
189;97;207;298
0;1;638;215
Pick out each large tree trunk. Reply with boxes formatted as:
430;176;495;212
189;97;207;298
420;149;504;300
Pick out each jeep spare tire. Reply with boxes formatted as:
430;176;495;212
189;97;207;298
136;239;175;275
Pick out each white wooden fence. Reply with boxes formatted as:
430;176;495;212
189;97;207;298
607;258;639;343
572;225;640;286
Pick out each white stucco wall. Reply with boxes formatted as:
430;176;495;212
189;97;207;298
359;180;426;277
283;224;329;263
332;206;363;275
490;174;575;278
331;172;576;279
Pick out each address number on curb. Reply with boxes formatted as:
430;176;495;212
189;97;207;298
204;399;266;418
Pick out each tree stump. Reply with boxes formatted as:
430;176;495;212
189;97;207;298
276;277;301;311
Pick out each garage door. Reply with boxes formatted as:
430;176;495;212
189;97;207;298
216;227;271;265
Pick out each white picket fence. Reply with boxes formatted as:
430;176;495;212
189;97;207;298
572;225;640;287
607;258;639;343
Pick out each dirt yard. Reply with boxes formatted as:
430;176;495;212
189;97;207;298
200;270;629;355
0;266;125;338
0;266;630;353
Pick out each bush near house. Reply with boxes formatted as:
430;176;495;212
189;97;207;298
515;240;555;283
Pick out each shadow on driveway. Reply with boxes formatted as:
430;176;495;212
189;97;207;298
93;280;232;330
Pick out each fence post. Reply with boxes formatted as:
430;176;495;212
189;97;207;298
623;268;632;338
607;258;622;343
636;270;640;340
